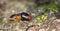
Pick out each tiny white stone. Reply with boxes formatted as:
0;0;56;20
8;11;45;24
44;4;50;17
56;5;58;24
19;29;23;31
12;10;16;13
32;13;35;16
39;29;45;31
52;29;56;31
55;19;60;22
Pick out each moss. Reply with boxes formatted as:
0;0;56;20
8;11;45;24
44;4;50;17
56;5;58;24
38;4;59;10
37;13;47;23
0;19;2;25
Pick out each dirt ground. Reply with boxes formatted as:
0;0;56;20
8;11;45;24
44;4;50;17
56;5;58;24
0;0;60;31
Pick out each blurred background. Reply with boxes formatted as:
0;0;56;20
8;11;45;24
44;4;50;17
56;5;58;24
0;0;60;31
